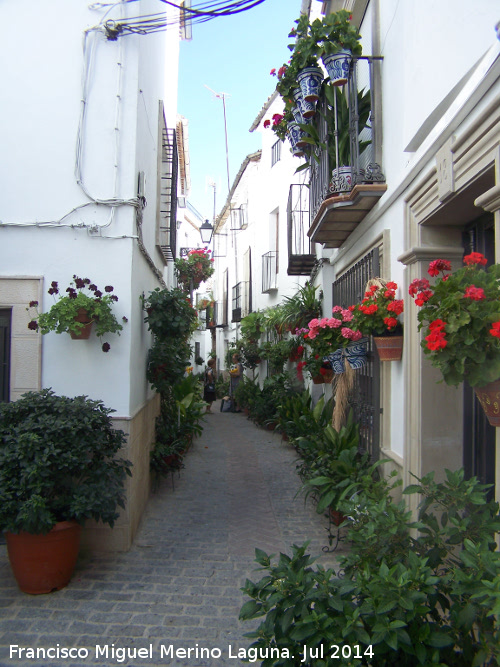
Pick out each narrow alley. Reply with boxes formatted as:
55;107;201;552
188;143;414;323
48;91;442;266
0;405;344;667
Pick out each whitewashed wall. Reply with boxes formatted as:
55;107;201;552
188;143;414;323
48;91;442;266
0;1;180;417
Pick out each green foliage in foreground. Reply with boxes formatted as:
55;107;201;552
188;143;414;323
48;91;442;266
240;469;500;666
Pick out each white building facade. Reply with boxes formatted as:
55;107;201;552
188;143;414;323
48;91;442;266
211;0;500;506
0;0;187;549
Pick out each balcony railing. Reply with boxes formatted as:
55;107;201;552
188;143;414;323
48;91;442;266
307;56;387;248
262;251;278;293
206;301;227;329
232;281;249;322
287;184;316;276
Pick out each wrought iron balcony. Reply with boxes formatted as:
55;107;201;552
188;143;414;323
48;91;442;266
287;184;316;276
206;301;227;329
307;56;387;248
232;281;249;322
262;251;278;293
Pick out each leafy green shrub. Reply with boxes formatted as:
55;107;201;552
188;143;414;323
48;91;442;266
216;373;229;399
294;415;360;481
240;470;500;666
142;287;197;339
249;373;302;427
275;393;333;441
234;376;261;411
150;376;205;476
0;389;132;534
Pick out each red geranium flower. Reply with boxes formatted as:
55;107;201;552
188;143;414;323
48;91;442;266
428;259;451;277
464;286;485;301
464;252;487;266
490;322;500;338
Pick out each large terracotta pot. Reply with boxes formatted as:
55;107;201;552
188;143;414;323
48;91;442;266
373;335;404;361
70;308;93;340
5;520;82;594
474;380;500;427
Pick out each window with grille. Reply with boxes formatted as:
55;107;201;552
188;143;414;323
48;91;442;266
0;309;11;403
332;248;381;459
156;101;178;262
271;140;281;166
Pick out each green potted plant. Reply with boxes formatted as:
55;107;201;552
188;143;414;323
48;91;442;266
302;307;364;381
240;311;265;341
0;389;132;594
352;279;405;361
280;282;323;332
299;85;371;189
26;276;125;351
409;253;500;425
314;9;362;86
174;248;215;292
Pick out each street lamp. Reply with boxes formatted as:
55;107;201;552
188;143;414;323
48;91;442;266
200;219;214;245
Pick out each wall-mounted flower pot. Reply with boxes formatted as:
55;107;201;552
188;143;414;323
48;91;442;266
312;374;325;384
344;339;368;370
287;121;308;149
297;66;324;103
70;308;93;340
322;50;352;86
373;335;403;361
5;520;82;594
474;379;500;427
292;88;316;120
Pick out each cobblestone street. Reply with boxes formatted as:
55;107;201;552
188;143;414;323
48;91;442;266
0;403;345;667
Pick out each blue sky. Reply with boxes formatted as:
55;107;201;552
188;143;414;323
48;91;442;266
177;0;303;221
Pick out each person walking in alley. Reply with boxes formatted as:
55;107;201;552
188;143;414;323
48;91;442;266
229;352;243;412
203;357;217;413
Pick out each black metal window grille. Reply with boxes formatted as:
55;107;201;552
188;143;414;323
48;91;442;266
157;108;178;261
309;56;385;224
232;281;249;322
288;184;311;256
332;247;380;459
0;309;11;403
271;140;281;166
262;251;278;293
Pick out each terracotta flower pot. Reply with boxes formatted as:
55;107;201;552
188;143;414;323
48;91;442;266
70;308;93;340
329;508;347;527
312;374;325;384
5;520;82;594
474;379;500;427
373;335;403;361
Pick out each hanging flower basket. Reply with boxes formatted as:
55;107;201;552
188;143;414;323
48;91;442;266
473;380;500;427
373;335;403;361
292;87;316;120
69;308;93;340
322;50;352;86
297;66;324;103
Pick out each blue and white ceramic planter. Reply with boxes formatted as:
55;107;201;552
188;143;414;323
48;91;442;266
292;88;316;120
287;122;306;156
325;339;368;373
330;166;366;194
322;50;352;86
291;105;304;125
297;66;324;103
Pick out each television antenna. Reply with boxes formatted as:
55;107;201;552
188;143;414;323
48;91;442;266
204;85;232;193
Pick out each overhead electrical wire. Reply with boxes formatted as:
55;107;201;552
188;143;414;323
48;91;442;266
102;0;267;39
